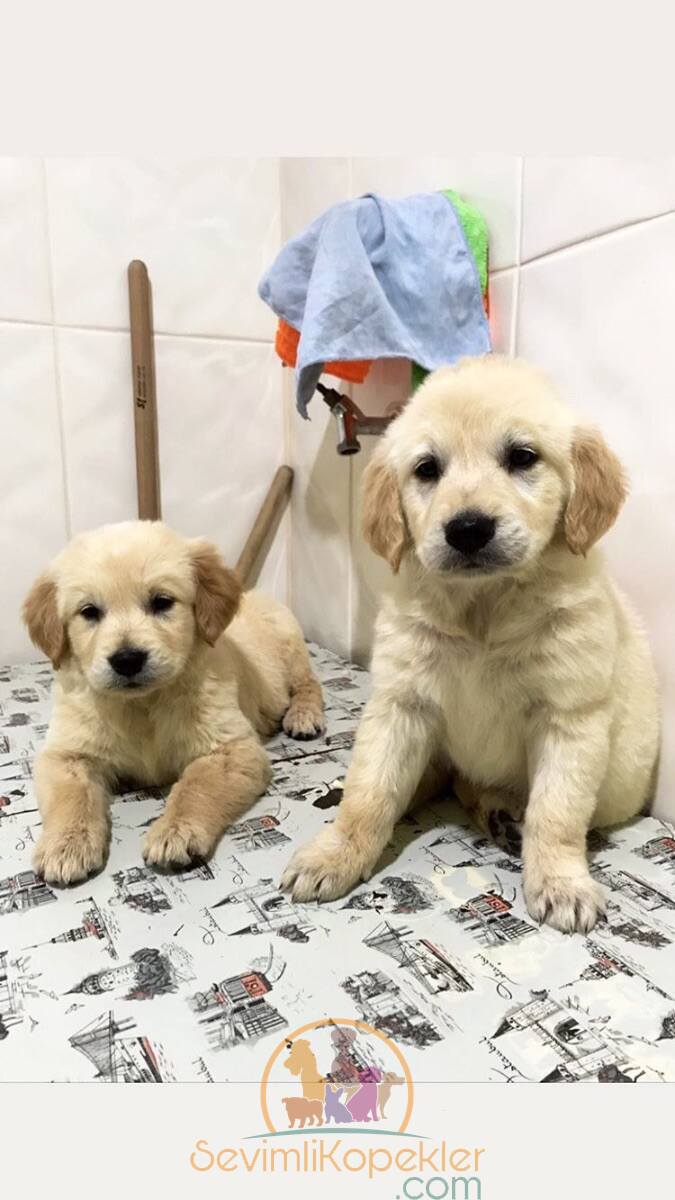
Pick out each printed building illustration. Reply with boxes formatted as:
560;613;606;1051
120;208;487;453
25;899;118;957
0;757;32;780
69;1011;167;1082
176;861;214;882
0;870;56;914
590;862;675;914
429;825;520;867
229;814;290;851
363;921;472;994
67;947;182;1001
0;950;23;1038
580;944;637;983
111;866;172;914
492;990;649;1082
606;918;670;949
342;968;442;1048
635;835;675;872
658;1012;675;1040
343;875;438;915
451;891;536;945
190;967;286;1049
0;790;22;816
213;879;314;942
579;939;672;999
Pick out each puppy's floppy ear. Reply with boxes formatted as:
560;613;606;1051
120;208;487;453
361;446;409;572
564;426;628;555
22;573;68;668
190;540;241;644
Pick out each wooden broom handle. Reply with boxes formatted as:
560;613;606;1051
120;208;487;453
128;260;161;520
236;465;293;586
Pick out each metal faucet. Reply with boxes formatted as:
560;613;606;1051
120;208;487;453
316;383;391;455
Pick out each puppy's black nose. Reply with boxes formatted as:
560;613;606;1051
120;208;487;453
444;510;496;555
108;647;148;678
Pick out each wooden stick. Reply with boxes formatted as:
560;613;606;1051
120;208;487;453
236;465;293;587
128;260;161;520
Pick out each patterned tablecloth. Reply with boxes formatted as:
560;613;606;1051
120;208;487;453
1;646;675;1083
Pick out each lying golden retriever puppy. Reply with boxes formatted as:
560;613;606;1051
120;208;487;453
23;521;324;884
283;356;659;933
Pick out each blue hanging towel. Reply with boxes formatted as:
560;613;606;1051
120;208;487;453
259;191;491;417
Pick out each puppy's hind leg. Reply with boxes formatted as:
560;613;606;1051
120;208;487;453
282;640;326;741
453;774;525;858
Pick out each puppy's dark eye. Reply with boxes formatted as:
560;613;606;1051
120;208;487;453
507;446;539;471
413;456;441;482
149;594;175;615
80;604;102;623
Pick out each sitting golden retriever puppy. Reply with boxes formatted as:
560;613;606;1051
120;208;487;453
283;356;659;933
23;521;324;885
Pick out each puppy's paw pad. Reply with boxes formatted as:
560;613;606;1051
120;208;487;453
523;872;605;934
34;827;108;887
143;818;212;870
486;809;523;857
280;833;368;902
282;704;326;741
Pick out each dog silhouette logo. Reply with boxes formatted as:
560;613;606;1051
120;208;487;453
259;1017;413;1133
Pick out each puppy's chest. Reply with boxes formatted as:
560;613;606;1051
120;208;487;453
104;712;194;785
86;694;238;787
429;632;535;782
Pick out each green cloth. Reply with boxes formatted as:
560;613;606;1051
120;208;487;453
411;189;489;392
443;188;489;294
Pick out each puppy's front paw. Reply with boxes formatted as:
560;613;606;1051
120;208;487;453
282;701;326;742
523;867;606;934
143;814;213;870
34;824;108;886
280;827;371;902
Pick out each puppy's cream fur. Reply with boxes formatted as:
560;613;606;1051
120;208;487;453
23;521;324;884
283;356;659;933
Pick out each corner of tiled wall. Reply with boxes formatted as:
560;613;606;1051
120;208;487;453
281;156;524;664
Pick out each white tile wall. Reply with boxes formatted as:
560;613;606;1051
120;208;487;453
0;156;287;666
56;327;138;532
522;157;675;261
0;323;68;661
46;158;280;337
281;157;675;816
154;335;286;583
281;158;353;657
0;159;52;324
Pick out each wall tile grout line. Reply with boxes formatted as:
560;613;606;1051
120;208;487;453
510;157;525;357
278;161;297;615
40;158;73;541
275;157;293;608
3;202;671;344
346;156;356;660
520;205;675;268
489;265;520;280
0;316;275;346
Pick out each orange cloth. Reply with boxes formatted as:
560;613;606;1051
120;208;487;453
275;319;372;385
